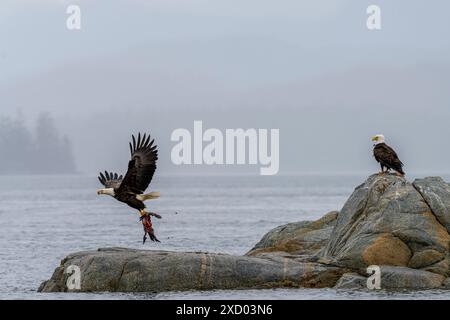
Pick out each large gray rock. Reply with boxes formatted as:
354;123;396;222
379;266;445;289
246;211;338;257
334;273;367;290
413;177;450;233
442;278;450;289
321;174;450;271
38;248;345;293
334;266;446;290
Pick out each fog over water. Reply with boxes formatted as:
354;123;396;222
1;1;450;175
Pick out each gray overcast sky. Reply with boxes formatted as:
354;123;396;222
1;0;450;175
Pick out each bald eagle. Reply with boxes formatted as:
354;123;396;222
372;134;405;176
97;133;161;243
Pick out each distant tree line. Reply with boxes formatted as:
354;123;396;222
0;112;76;174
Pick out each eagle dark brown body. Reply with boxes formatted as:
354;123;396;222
373;142;405;176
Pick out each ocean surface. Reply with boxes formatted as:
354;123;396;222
1;173;450;300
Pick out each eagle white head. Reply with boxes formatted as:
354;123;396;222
371;134;385;145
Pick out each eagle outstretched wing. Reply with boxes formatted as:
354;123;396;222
98;171;123;189
118;133;158;194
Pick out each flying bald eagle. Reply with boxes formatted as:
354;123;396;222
97;133;161;243
372;134;405;176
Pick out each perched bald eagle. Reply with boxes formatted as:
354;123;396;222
97;133;161;243
372;134;405;176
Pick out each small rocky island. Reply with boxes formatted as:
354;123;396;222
39;174;450;292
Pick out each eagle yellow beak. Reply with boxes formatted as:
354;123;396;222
371;136;378;142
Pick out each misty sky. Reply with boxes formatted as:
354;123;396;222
1;0;450;175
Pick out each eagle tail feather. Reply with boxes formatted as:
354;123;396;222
136;192;160;201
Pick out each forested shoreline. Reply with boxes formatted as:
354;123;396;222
0;112;76;174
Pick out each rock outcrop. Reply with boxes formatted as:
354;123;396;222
246;211;338;257
39;248;345;292
413;177;450;233
321;174;450;275
335;266;445;290
40;174;450;293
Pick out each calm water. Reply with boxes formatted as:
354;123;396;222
1;173;450;300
